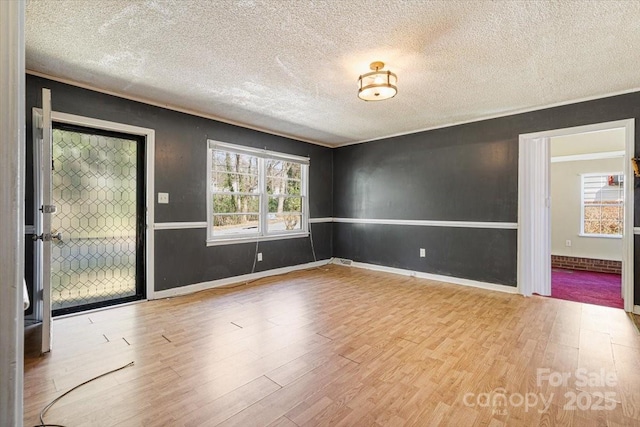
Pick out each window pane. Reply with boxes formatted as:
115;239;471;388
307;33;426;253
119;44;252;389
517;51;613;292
583;205;601;221
600;204;622;220
213;172;258;193
268;214;302;232
213;214;260;236
599;189;622;203
212;151;259;194
600;204;623;235
267;196;302;214
583;220;601;235
213;194;259;214
266;196;302;233
213;150;258;174
584;177;606;203
266;160;302;196
601;219;622;235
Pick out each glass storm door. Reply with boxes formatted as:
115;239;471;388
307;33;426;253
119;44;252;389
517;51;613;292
42;121;146;317
34;92;147;351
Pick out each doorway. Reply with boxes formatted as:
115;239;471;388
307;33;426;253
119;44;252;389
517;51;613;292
49;123;146;315
549;129;625;308
518;119;635;312
32;96;155;352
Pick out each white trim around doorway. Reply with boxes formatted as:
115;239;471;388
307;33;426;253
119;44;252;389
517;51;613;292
518;119;635;312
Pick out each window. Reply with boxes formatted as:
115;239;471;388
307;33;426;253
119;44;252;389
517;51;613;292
581;172;623;237
207;141;309;244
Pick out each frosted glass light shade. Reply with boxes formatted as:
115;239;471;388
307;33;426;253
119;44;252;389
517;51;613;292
358;64;397;101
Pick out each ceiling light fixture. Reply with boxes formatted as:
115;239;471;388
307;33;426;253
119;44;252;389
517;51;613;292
357;61;397;101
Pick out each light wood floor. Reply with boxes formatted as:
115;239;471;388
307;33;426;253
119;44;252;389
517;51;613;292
24;265;640;426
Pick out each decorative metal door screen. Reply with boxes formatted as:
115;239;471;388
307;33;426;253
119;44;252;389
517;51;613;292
50;124;144;313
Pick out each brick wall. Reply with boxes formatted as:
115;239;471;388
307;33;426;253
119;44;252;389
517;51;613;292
551;255;621;274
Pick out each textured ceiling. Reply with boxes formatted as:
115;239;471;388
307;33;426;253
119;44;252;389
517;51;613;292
25;0;640;147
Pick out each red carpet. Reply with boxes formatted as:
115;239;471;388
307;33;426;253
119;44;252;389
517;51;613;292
551;269;623;309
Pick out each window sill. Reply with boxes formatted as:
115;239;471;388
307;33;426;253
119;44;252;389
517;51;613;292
206;231;309;247
578;233;622;239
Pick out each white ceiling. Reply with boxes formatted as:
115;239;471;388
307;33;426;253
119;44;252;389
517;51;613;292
25;0;640;147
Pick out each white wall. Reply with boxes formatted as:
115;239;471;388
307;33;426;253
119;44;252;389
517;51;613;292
551;128;625;156
550;129;624;261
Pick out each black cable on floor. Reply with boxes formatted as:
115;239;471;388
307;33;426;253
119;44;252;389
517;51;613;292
307;212;330;272
250;234;260;276
34;361;134;427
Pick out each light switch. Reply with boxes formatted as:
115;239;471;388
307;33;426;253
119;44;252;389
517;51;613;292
158;192;169;204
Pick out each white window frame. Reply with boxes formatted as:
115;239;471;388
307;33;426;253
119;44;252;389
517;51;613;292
206;140;309;246
579;172;623;239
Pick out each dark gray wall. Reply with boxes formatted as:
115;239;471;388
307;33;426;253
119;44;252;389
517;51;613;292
24;74;640;306
25;75;333;295
334;127;517;221
334;223;516;285
333;91;640;304
154;224;331;291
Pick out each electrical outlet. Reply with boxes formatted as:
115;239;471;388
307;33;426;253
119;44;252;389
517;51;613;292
420;248;426;258
257;252;263;262
158;192;169;204
565;240;572;247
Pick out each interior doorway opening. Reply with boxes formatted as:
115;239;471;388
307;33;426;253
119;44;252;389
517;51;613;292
549;129;625;309
518;119;634;312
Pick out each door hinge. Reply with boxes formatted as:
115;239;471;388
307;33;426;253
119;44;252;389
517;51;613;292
32;232;62;242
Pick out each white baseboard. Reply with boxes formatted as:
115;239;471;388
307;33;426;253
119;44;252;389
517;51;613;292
634;305;640;315
152;259;333;299
332;259;518;294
